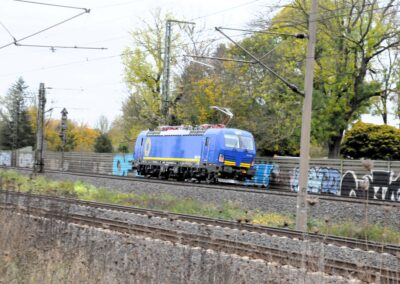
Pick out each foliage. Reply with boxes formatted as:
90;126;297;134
108;116;135;153
273;0;400;157
175;37;302;155
117;144;129;153
340;122;400;160
0;78;35;150
368;49;400;124
317;220;400;245
39;119;97;152
252;212;294;228
121;10;179;134
96;115;109;134
71;122;99;152
93;133;113;153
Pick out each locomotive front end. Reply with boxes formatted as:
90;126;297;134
216;129;256;182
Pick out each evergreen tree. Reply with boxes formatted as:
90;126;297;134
0;78;35;150
93;133;113;153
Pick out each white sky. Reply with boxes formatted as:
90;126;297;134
0;0;395;128
0;0;279;127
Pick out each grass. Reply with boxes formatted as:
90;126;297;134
1;169;399;245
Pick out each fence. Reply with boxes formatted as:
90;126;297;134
1;150;399;201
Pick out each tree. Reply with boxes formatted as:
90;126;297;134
121;10;180;137
254;0;400;157
0;78;35;150
96;115;110;134
369;49;400;124
175;35;303;155
93;133;113;153
341;121;400;160
43;119;101;152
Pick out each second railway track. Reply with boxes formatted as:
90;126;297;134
1;189;399;257
2;200;399;283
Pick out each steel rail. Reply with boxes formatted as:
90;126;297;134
1;190;399;257
2;204;399;283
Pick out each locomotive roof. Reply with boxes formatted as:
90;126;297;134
143;128;253;137
146;129;206;136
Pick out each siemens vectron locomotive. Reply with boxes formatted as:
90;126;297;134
133;125;256;183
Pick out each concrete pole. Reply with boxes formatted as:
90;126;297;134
60;108;68;171
161;19;195;125
34;83;46;173
296;0;318;231
161;20;172;124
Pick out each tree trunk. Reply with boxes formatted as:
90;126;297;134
328;133;344;158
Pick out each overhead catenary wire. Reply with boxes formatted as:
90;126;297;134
2;1;398;80
14;43;107;51
190;0;274;21
0;21;16;41
0;10;90;50
14;0;89;12
217;26;307;38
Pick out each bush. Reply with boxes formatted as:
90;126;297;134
93;133;113;153
341;122;400;160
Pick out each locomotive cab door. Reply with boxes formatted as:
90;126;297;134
201;136;215;163
201;137;210;163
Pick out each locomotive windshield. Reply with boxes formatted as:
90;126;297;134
224;134;254;151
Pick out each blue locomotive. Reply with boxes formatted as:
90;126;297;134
133;125;256;183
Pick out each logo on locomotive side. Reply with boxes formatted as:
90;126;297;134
144;138;151;157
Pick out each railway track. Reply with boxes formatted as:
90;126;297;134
2;200;399;283
1;189;399;257
13;167;400;207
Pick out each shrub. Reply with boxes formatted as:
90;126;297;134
341;122;400;160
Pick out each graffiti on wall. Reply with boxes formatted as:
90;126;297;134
0;152;11;166
112;154;134;176
288;167;400;201
245;163;279;187
290;167;341;195
18;152;33;168
340;170;400;201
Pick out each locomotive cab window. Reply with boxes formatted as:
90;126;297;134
224;134;240;148
205;137;209;146
224;134;254;151
239;136;254;151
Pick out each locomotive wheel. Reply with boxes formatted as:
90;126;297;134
206;174;216;184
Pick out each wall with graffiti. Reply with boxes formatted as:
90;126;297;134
290;167;341;195
112;154;134;176
340;170;400;201
2;149;399;202
248;162;400;202
0;152;11;166
17;152;33;168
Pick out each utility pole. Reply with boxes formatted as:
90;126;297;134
34;83;46;174
161;19;172;123
296;0;318;231
59;108;68;171
11;95;21;167
161;19;195;124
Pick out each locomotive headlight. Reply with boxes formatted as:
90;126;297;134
218;154;224;162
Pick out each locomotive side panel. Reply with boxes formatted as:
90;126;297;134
143;135;203;163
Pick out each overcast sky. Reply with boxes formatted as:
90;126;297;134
0;0;394;129
0;0;281;128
